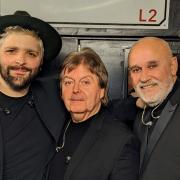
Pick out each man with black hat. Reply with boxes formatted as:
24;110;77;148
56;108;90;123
0;12;66;179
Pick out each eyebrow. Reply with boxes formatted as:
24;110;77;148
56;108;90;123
147;60;159;65
4;46;40;53
63;76;74;81
27;49;40;54
129;60;159;68
63;75;94;81
128;65;140;71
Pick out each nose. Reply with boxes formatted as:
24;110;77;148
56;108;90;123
139;69;151;83
73;82;80;93
15;53;26;65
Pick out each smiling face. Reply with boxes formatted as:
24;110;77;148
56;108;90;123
0;31;43;92
128;37;178;106
61;64;105;122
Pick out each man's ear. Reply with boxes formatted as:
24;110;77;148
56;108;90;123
100;88;105;99
171;56;178;76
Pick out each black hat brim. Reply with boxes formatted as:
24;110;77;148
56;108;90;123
0;15;62;63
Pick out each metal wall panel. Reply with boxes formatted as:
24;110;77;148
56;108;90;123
58;37;180;100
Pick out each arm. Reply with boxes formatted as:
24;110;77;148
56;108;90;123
110;135;140;180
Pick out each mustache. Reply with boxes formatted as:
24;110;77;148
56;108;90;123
137;79;159;88
8;65;32;72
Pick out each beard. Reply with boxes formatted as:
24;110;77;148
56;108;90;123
0;65;40;91
134;76;174;107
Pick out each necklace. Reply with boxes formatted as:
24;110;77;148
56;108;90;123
56;119;71;152
151;104;161;119
141;103;161;126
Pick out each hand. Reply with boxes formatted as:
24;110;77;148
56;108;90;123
136;98;146;109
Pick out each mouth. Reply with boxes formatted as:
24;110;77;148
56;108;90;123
70;96;85;102
10;66;31;75
140;83;157;89
70;99;84;101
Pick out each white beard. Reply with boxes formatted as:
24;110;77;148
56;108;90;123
135;76;174;107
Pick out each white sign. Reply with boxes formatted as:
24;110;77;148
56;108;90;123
0;0;170;29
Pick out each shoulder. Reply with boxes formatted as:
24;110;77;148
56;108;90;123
31;77;60;99
108;96;137;114
100;109;140;170
92;108;140;179
107;96;138;126
31;77;66;111
32;77;59;91
103;118;137;143
100;107;137;142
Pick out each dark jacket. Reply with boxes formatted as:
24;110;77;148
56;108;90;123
32;78;66;143
0;78;66;180
134;80;180;180
58;107;140;180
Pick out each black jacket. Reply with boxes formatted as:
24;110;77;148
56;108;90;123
134;80;180;180
49;107;140;180
0;78;66;180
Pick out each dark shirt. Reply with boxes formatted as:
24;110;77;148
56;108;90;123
0;91;30;132
48;117;92;180
0;91;54;179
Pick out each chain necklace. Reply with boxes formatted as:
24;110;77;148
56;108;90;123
141;103;161;127
56;119;71;152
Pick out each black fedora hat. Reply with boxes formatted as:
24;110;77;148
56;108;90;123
0;11;62;63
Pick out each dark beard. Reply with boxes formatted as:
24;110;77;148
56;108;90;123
0;65;40;91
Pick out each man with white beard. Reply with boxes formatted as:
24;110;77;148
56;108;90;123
128;37;180;180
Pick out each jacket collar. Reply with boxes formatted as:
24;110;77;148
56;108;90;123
31;80;67;143
140;80;180;173
64;107;108;180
